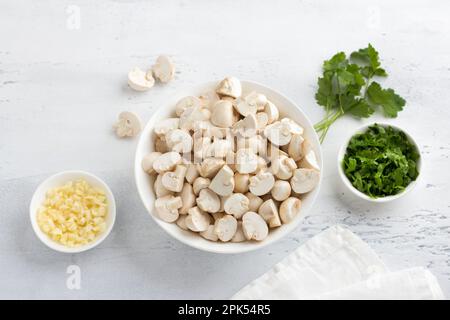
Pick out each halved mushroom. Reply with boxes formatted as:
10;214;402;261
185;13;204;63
245;91;267;111
176;215;189;230
271;180;292;202
179;182;196;214
155;195;182;223
280;118;304;135
198;91;220;109
288;134;305;161
193;177;211;195
155;136;169;153
113;111;142;138
196;188;221;213
209;165;235;196
152;152;181;173
162;165;187;192
214;215;238;242
249;171;275;196
242;212;269;241
231;221;246;243
299;149;320;171
246;192;264;212
175;96;202;117
185;164;200;184
235;149;258;174
154;118;179;136
232;114;257;138
179;106;209;131
234;173;250;193
290;168;320;194
142;152;162;175
185;207;211;232
165;129;193;153
154;174;174;198
128;67;155;91
200;225;219;241
255;156;268;173
258;199;282;228
211;100;235;128
271;155;297;180
234;98;257;117
279;197;302;224
224;193;249;219
264;101;279;124
216;77;242;98
263;120;292;146
256;112;269;131
198;157;225;178
152;55;175;83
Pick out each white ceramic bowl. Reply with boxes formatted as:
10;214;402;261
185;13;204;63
135;80;323;254
30;170;116;253
337;122;422;203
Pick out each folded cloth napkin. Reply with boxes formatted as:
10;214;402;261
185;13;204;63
232;225;444;300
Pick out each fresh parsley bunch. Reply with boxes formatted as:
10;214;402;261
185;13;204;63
343;124;420;198
314;44;406;143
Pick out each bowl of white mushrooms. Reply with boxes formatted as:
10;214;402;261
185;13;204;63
135;77;322;254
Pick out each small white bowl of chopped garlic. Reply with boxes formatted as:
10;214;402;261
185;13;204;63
30;170;116;253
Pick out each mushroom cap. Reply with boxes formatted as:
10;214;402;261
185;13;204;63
198;91;220;109
179;106;209;131
152;152;181;173
234;97;257;117
271;155;297;180
271;180;292;202
235;148;258;174
198;157;225;178
264;100;279;124
176;215;188;230
242;212;269;241
114;111;142;138
196;188;221;213
200;225;219;241
232;114;257;138
258;199;282;228
179;182;196;214
245;91;268;111
161;165;187;192
155;195;182;223
154;118;180;136
279;197;302;224
246;192;264;212
231;221;246;243
211;100;235;128
154;174;174;198
155;136;170;153
185;164;200;184
281;118;304;135
300;149;320;171
214;215;238;242
128;67;155;91
175;96;202;117
185;207;211;232
165;129;193;153
263;121;292;146
234;173;250;194
290;168;320;194
216;77;242;98
152;55;175;83
224;193;250;219
141;152;162;174
192;177;211;195
249;171;275;196
256;112;269;131
288;134;305;161
209;165;235;197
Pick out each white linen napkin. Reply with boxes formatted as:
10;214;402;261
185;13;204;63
232;225;444;300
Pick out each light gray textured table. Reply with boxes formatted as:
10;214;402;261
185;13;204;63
1;0;449;299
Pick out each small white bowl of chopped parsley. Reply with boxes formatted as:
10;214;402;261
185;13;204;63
337;123;421;202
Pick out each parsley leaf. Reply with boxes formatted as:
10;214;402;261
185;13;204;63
367;82;406;117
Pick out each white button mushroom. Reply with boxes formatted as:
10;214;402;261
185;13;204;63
152;55;175;83
234;97;257;117
179;182;196;214
185;207;211;232
142;152;162;175
256;112;269;131
154;118;179;136
224;193;250;219
198;157;225;178
263;120;292;146
154;174;173;198
161;165;187;192
214;215;238;242
176;215;189;230
288;134;305;161
245;91;267;111
179;106;209;131
216;77;242;98
155;136;170;153
196;188;221;213
234;173;250;193
271;155;297;180
211;212;225;221
155;195;182;223
209;165;235;197
264;101;279;124
200;225;219;242
192;177;211;195
165;129;193;153
152;152;181;173
299;149;320;171
231;221;246;243
279;197;302;224
211;100;235;128
205;139;232;158
198;91;220;109
246;192;264;212
258;199;282;228
249;171;275;196
235;149;258;174
280;118;304;135
271;180;292;202
113;111;142;138
128;67;155;91
242;212;269;241
175;96;202;117
185;164;200;184
290;168;320;194
232;113;257;138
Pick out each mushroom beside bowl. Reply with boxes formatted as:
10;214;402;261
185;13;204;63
30;170;116;253
134;80;323;254
337;122;422;203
